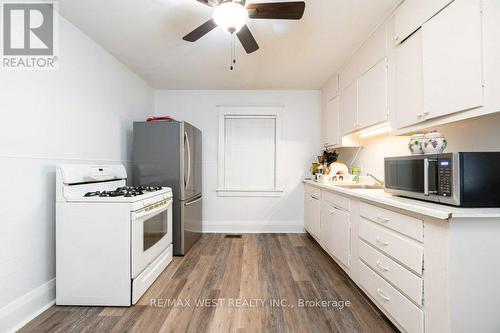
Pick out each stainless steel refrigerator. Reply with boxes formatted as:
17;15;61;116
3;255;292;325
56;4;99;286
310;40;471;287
133;121;202;255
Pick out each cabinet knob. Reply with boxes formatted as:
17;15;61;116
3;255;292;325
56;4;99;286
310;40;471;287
329;209;335;215
394;36;399;41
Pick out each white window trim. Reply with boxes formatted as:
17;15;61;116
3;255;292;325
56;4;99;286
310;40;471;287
217;105;284;197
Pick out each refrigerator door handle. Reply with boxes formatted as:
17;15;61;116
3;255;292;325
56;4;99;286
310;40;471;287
184;196;202;206
184;131;191;189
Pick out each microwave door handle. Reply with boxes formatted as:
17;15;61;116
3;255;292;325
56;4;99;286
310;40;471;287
424;158;429;196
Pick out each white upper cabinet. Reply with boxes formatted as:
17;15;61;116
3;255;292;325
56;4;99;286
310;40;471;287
357;59;388;128
394;0;453;44
421;0;483;120
324;97;340;147
340;24;387;91
394;29;425;129
340;82;358;136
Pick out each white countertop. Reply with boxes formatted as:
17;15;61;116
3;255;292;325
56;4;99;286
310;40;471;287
303;179;500;220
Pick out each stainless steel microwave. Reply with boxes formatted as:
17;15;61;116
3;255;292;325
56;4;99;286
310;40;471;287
384;152;500;207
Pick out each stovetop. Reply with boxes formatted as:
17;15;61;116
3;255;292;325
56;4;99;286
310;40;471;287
84;186;163;198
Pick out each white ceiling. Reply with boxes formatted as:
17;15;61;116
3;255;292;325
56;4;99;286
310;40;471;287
59;0;399;90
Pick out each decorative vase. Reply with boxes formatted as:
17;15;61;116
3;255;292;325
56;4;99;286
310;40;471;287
422;131;448;154
408;133;426;155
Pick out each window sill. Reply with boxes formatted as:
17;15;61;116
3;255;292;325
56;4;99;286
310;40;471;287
216;189;284;197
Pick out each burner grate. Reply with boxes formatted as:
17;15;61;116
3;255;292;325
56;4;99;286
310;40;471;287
83;186;163;198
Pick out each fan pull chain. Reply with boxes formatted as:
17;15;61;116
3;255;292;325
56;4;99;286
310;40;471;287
230;34;236;71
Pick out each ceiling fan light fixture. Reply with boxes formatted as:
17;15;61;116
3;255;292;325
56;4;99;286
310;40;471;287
212;2;248;34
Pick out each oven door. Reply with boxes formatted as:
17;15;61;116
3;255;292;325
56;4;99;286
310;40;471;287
385;156;438;199
131;198;172;279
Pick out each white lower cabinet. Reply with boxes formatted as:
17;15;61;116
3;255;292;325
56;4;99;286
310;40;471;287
359;240;423;306
306;171;500;332
359;261;424;333
304;184;428;333
321;202;350;268
304;186;321;239
359;218;423;275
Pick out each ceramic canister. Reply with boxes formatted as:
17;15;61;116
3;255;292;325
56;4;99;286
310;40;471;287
422;131;448;154
408;132;426;154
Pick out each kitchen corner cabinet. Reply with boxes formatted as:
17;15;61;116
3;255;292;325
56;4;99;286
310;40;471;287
340;82;358;136
421;0;483;120
394;0;452;44
357;59;388;128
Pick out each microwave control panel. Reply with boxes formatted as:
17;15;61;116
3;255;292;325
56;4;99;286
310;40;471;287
438;159;452;197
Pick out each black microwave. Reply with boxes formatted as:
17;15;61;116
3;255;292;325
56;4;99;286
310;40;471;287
384;152;500;207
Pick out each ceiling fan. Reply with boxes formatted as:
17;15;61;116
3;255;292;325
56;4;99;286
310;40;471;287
182;0;306;54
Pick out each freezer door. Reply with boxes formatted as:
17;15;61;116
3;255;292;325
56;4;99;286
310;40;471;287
180;195;202;255
182;122;202;200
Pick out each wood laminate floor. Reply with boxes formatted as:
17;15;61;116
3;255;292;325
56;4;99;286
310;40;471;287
20;234;398;333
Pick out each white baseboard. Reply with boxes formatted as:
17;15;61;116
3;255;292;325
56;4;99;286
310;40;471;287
201;220;305;233
0;279;56;333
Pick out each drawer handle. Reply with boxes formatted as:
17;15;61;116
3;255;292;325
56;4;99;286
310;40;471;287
376;260;390;272
376;238;389;246
329;209;335;215
377;288;391;302
376;215;390;223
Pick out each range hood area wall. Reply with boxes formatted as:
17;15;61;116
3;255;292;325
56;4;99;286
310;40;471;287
0;14;154;333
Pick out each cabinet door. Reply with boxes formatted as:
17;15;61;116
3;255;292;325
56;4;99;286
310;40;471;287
357;59;388;129
422;0;483;120
320;104;328;148
394;0;452;44
394;29;425;129
340;82;358;136
305;195;320;239
325;97;340;147
321;204;350;268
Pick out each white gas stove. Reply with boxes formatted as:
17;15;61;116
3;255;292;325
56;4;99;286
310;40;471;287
56;164;173;306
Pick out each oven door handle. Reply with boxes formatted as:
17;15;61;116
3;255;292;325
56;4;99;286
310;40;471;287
133;199;171;220
424;158;429;196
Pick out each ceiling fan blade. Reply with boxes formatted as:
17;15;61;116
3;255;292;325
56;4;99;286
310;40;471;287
196;0;218;7
183;19;218;42
247;1;305;20
236;25;259;54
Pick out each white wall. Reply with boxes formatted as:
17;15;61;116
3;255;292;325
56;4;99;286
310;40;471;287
0;16;153;332
155;90;320;233
337;112;500;179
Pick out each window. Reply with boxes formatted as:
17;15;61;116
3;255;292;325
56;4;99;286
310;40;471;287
217;106;283;197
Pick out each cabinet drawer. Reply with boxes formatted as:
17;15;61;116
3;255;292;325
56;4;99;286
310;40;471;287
359;240;423;306
305;185;320;199
360;202;423;242
359;261;424;333
359;220;423;275
322;191;350;211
